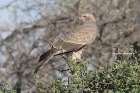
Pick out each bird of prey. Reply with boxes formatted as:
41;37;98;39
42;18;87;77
34;13;98;74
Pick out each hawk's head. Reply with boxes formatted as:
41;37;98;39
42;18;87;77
79;13;96;23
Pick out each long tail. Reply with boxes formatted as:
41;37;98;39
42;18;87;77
34;48;59;74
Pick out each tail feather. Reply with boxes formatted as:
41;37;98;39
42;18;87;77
39;48;59;62
34;55;53;74
34;48;59;74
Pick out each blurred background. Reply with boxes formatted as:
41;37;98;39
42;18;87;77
0;0;140;92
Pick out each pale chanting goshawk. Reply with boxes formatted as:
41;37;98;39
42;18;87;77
34;13;98;74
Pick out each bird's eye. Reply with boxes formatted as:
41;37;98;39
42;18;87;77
83;16;86;18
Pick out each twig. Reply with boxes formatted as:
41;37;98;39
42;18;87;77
45;38;53;46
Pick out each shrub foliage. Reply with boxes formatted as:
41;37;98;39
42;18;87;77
34;42;140;93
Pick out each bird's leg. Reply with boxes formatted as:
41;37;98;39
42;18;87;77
72;52;81;60
77;49;83;58
72;49;83;61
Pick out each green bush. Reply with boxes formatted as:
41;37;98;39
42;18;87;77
0;82;16;93
35;41;140;93
35;60;140;93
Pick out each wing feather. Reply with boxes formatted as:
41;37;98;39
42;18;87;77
53;22;97;52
